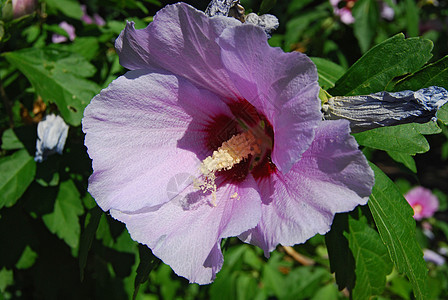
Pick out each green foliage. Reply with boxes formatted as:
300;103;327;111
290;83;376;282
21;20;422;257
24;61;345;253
352;0;379;53
330;34;433;96
42;180;84;248
0;149;36;209
345;215;393;299
310;57;346;90
4;47;100;126
368;163;429;300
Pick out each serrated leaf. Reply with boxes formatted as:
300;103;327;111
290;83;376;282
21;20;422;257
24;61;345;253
4;47;100;126
368;163;429;300
353;124;429;154
79;206;102;281
387;151;417;173
42;180;84;248
1;128;24;150
393;55;448;91
352;0;379;53
311;57;346;89
45;0;82;19
329;34;433;96
345;216;393;299
0;149;36;209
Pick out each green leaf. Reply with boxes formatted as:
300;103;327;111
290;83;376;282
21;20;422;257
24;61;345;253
393;55;448;91
45;0;82;19
0;149;36;209
1;128;24;150
0;268;13;293
438;103;448;125
368;163;429;300
329;34;433;96
404;0;419;37
310;57;346;89
352;0;379;53
353;124;429;154
387;151;417;173
42;180;84;248
345;216;393;299
16;246;38;270
4;47;100;126
413;121;442;135
325;213;356;291
79;206;102;281
133;245;159;300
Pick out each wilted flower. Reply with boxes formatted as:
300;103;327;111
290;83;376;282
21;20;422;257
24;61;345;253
35;114;69;162
404;186;439;220
83;2;374;284
51;21;76;44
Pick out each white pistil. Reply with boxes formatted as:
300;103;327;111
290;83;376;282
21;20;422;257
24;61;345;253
196;131;262;206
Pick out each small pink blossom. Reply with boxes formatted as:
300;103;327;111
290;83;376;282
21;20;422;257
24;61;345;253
404;186;439;220
51;21;76;44
81;5;105;26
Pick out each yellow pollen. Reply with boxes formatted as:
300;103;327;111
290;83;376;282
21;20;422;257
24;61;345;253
196;131;262;206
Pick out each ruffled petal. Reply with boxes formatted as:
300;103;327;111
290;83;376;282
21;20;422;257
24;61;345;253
115;2;241;98
217;25;322;172
240;120;374;254
110;176;261;284
83;69;234;212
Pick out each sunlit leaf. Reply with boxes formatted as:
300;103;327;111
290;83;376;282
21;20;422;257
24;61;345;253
16;246;38;270
345;216;393;299
393;55;448;91
42;180;84;248
353;124;429;154
330;34;433;96
368;163;429;300
4;47;100;126
0;149;36;209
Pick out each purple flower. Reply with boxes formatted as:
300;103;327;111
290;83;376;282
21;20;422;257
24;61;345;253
51;21;76;44
423;249;445;266
81;5;105;26
330;0;394;24
82;3;374;284
404;186;439;220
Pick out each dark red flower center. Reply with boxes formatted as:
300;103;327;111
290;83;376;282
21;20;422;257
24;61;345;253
202;99;276;185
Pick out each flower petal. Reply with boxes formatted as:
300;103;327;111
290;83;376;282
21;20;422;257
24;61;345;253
240;120;374;254
115;2;241;98
83;69;234;212
110;176;261;284
217;25;322;172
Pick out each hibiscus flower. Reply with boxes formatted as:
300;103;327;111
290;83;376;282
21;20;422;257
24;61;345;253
404;186;439;220
82;2;374;284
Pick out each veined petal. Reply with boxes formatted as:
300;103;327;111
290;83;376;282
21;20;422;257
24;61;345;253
217;25;321;172
110;176;261;284
83;69;234;212
240;120;374;254
115;2;241;98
